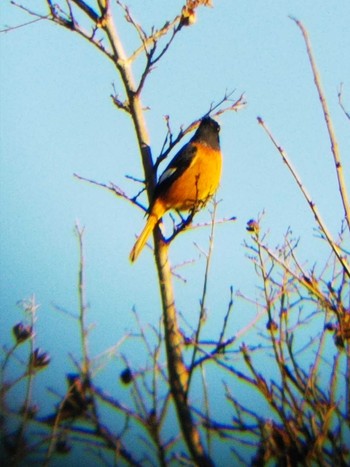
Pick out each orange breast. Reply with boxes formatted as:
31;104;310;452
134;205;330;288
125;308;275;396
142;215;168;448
158;144;222;212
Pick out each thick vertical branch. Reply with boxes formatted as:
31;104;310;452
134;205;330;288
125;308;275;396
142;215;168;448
346;343;350;421
76;224;90;375
10;1;213;462
155;242;213;467
100;1;155;193
100;2;212;463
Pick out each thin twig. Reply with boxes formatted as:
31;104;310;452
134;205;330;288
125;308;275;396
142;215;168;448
71;0;99;22
75;223;90;374
73;173;146;211
156;93;246;170
258;116;350;278
187;201;218;392
291;17;350;232
0;15;49;33
338;83;350;122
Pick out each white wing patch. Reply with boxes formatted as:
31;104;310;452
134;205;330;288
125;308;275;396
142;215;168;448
158;167;178;184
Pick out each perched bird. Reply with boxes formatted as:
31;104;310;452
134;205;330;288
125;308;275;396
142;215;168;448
130;117;222;262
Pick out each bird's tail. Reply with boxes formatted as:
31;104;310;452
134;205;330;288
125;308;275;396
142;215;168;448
129;213;159;262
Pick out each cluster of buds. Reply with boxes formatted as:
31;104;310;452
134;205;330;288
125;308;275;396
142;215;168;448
266;319;278;332
13;322;33;344
13;322;50;370
180;0;213;28
120;367;133;385
325;312;350;349
40;374;91;425
30;348;51;369
246;218;260;235
58;373;92;420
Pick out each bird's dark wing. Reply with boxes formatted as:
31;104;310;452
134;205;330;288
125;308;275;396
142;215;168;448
154;143;198;200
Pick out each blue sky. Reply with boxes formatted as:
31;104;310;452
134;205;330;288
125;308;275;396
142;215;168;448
1;0;350;463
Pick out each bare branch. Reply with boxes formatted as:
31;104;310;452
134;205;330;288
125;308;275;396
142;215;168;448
187;201;219;391
338;83;350;122
0;14;49;33
291;17;350;232
73;173;146;211
258;116;350;278
70;0;99;23
155;92;246;171
127;14;181;64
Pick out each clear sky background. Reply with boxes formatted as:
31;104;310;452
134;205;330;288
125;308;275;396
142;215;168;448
1;0;350;463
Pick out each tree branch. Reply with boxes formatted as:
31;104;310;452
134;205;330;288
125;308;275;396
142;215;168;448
258;116;350;278
291;17;350;232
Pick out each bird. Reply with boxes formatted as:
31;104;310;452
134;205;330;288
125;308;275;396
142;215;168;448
130;116;222;262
